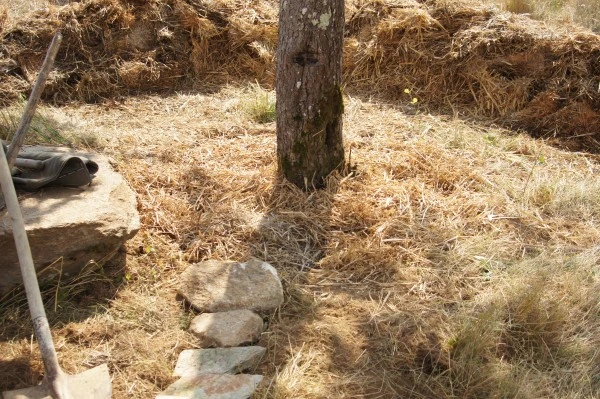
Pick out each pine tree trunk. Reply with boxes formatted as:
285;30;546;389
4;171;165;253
276;0;345;190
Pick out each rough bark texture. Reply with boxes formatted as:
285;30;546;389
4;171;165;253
276;0;345;189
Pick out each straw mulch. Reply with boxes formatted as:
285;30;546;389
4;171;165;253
345;0;600;148
0;0;279;102
1;1;599;398
2;90;599;398
0;0;599;146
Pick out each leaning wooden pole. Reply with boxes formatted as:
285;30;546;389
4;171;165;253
6;31;62;169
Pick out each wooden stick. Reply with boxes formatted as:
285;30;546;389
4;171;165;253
0;137;67;396
6;32;63;169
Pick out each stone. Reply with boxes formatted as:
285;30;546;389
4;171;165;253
178;258;284;313
0;147;140;296
189;310;264;348
174;347;266;377
156;374;263;399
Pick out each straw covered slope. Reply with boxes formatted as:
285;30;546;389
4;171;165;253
0;0;279;101
0;0;599;146
346;0;600;147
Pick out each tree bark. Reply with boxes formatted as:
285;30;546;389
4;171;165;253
276;0;345;190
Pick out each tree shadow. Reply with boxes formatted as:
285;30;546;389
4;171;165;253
171;160;339;383
247;177;336;269
0;246;127;392
245;169;474;397
174;157;419;396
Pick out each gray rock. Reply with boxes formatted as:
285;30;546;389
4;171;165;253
156;374;263;399
178;259;283;313
189;310;264;348
174;347;266;377
0;148;140;296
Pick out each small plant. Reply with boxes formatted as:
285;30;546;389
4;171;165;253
240;83;276;124
529;182;556;208
483;134;499;145
0;101;103;148
403;88;419;105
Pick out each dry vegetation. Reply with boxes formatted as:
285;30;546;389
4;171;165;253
0;0;599;398
493;0;600;32
1;0;600;144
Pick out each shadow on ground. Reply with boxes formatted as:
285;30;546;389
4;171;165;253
0;247;127;392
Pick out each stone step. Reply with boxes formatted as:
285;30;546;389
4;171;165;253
189;310;264;348
0;148;139;296
178;259;284;313
156;374;263;399
174;347;266;377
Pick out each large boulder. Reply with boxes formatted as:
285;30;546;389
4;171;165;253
0;148;139;296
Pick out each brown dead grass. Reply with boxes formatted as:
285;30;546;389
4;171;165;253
0;0;599;398
0;0;599;146
1;87;599;398
492;0;600;33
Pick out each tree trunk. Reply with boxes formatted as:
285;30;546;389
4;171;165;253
276;0;345;190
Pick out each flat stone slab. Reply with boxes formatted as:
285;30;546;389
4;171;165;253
190;310;264;348
156;374;263;399
178;259;284;313
174;347;266;377
0;147;139;295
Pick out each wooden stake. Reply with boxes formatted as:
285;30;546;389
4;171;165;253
6;32;63;169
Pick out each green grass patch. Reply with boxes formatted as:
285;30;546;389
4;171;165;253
0;101;103;149
239;83;276;124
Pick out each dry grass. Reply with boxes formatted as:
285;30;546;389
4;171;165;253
239;83;276;124
493;0;600;32
1;0;599;145
1;0;50;25
0;0;599;398
1;87;599;398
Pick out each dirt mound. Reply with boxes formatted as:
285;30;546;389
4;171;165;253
0;0;278;102
0;0;599;147
345;0;600;148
